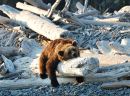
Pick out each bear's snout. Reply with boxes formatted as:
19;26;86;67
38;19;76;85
73;53;78;57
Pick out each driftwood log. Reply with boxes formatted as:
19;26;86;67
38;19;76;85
96;38;130;55
0;15;10;25
0;5;71;40
0;47;19;60
101;80;130;89
81;52;130;66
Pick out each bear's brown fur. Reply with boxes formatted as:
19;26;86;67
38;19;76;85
39;38;84;87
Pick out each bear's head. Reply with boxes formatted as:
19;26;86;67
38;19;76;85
58;40;80;61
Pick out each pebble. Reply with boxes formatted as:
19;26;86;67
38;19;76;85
0;82;130;96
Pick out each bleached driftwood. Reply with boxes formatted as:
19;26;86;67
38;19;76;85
94;17;119;22
57;57;99;76
0;15;10;25
62;11;86;27
0;30;12;40
101;80;130;89
80;19;130;26
19;37;39;55
0;77;76;90
75;10;98;18
1;54;15;73
83;0;89;13
96;41;111;54
8;56;99;89
118;6;130;13
26;57;99;77
81;52;130;66
0;63;8;75
120;29;130;33
5;32;16;46
0;71;22;80
16;2;48;16
98;62;130;73
109;38;130;55
61;0;71;13
0;47;19;58
96;38;130;55
85;65;130;82
47;0;61;18
24;0;50;10
76;2;84;13
0;5;70;40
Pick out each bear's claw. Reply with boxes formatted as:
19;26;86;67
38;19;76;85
40;74;48;79
51;80;59;87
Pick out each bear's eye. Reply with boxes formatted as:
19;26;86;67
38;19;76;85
68;50;71;55
72;49;76;51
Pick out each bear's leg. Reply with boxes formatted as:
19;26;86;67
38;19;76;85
39;54;48;79
46;56;60;87
76;76;84;83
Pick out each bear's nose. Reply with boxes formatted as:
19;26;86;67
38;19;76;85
73;53;77;57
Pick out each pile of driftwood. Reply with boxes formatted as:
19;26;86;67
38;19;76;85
0;0;130;90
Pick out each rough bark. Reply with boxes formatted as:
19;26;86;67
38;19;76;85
80;19;130;26
101;80;130;89
0;5;70;40
80;52;130;66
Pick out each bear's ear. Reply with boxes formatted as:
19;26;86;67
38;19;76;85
58;51;64;56
72;40;77;46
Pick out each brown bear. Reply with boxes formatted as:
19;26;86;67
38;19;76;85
39;38;84;87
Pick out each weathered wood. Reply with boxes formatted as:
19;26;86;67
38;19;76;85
1;54;15;73
0;63;8;75
101;80;130;89
75;10;98;18
96;41;111;54
98;63;130;73
85;68;130;82
16;2;48;16
57;57;99;76
19;56;99;77
76;2;84;13
0;15;10;25
5;32;16;46
83;0;89;13
80;19;130;26
63;11;86;27
24;0;50;10
0;5;70;40
0;77;75;90
118;6;130;13
19;37;39;55
0;47;19;58
47;0;61;18
94;17;119;22
80;52;130;66
0;71;23;80
62;0;71;13
109;38;130;55
0;30;12;40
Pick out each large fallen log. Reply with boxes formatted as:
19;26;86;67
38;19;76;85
0;5;71;40
0;47;19;59
80;52;130;66
0;77;75;90
0;15;10;25
80;19;130;26
101;80;130;89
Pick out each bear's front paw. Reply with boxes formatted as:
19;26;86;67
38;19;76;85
40;74;48;79
51;80;59;87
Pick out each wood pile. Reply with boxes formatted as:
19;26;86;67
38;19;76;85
0;0;130;89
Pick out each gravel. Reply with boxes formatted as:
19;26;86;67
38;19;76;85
0;82;130;96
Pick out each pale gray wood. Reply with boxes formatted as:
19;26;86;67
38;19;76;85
101;80;130;89
0;5;70;40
